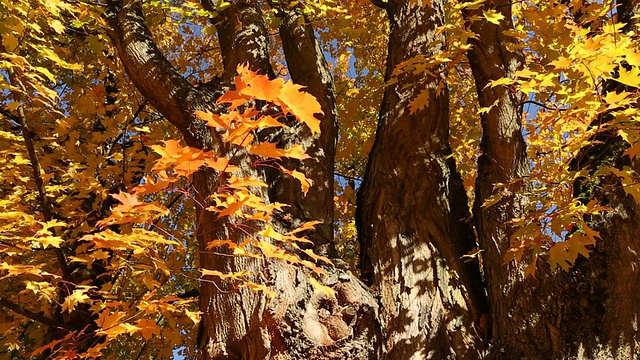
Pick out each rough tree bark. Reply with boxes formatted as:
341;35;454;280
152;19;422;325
356;0;488;359
462;1;541;357
465;0;640;358
562;0;640;358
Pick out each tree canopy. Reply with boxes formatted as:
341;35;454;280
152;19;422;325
2;0;640;359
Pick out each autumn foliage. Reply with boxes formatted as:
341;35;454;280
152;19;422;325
3;0;640;358
1;0;328;349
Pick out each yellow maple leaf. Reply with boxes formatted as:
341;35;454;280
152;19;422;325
240;282;276;297
408;89;430;114
483;9;505;25
96;310;125;330
277;81;323;135
279;166;314;194
62;286;90;312
201;269;251;280
550;57;573;69
249;142;310;160
616;66;640;88
308;276;336;297
48;19;65;34
2;34;18;51
136;319;160;341
38;47;82;70
625;51;640;67
184;309;202;325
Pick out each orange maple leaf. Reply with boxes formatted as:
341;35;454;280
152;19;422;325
276;81;323;135
279;166;314;194
249;142;310;160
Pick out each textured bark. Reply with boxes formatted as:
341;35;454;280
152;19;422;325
465;1;640;358
105;0;218;148
356;1;487;358
587;1;640;355
266;0;338;251
462;1;535;357
106;1;378;359
556;1;640;357
465;2;588;358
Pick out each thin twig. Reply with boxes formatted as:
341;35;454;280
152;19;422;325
520;100;568;112
334;172;363;182
6;69;72;282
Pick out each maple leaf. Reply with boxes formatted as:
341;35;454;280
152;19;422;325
252;115;286;129
185;309;202;325
226;175;268;189
550;57;573;69
131;177;170;195
408;89;431;114
295;245;333;265
279;166;314;194
201;269;251;280
486;77;516;89
62;287;92;313
206;239;239;250
32;332;75;358
110;191;144;211
32;235;64;248
95;310;127;338
48;19;65;34
150;140;211;177
249;142;310;160
625;51;640;67
276;81;323;135
615;66;640;88
239;71;286;102
308;276;336;297
483;9;505;25
258;225;286;241
286;220;322;236
136;319;160;341
195;110;230;129
240;281;277;297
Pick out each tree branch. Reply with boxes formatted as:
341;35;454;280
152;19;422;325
4;68;72;282
104;0;220;147
203;0;274;80
264;0;339;247
0;296;73;331
0;106;20;122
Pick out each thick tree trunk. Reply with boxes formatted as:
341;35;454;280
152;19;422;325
462;1;538;357
558;1;640;357
465;1;601;358
466;1;640;358
586;2;640;355
356;1;487;358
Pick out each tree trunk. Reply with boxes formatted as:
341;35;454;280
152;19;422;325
465;0;640;358
559;1;640;357
463;1;541;357
356;1;488;358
